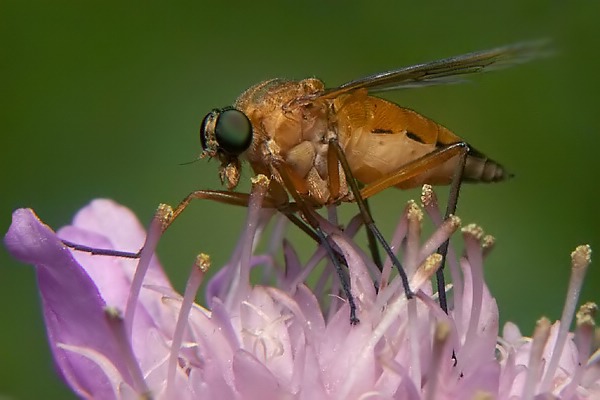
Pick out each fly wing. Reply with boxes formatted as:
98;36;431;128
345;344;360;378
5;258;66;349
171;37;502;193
318;40;550;99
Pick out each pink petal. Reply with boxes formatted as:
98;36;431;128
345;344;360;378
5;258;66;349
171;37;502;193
4;208;132;399
233;350;289;399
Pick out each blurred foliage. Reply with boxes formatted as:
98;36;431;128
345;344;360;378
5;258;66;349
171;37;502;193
1;1;599;398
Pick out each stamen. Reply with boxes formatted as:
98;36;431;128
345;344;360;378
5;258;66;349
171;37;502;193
420;185;463;315
420;215;462;318
540;244;592;391
414;253;443;288
582;329;600;388
458;226;485;365
327;204;339;226
104;307;151;397
471;391;494;400
196;252;211;273
560;302;597;398
287;209;368;292
281;240;301;289
380;202;409;288
288;244;328;293
418;215;461;263
330;231;376;311
386;253;443;310
407;298;422;388
405;201;423;276
522;317;552;400
166;253;210;398
420;184;438;219
125;203;173;337
462;223;484;241
376;253;442;310
407;199;424;222
317;209;378;276
326;271;342;321
344;214;382;278
267;214;288;255
303;247;330;294
481;234;496;259
156;203;174;233
345;213;367;238
577;302;597;328
425;322;451;400
225;174;270;310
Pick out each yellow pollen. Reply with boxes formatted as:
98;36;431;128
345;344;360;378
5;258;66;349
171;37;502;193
422;253;442;273
252;174;271;187
471;391;494;400
196;253;211;273
462;223;484;240
407;200;423;222
448;214;461;230
534;317;552;337
576;302;597;327
420;184;435;206
156;203;174;231
571;244;592;270
434;321;451;342
481;235;495;249
104;306;123;320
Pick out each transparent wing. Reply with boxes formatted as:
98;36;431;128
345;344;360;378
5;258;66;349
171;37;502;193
318;40;550;99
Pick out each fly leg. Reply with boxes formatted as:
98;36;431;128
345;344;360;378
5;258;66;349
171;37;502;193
168;188;321;249
326;143;383;272
63;190;282;258
363;197;384;272
62;186;344;265
356;142;470;313
276;163;360;325
328;138;412;299
61;240;143;259
435;145;468;314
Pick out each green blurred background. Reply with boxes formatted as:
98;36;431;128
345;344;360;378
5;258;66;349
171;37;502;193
1;1;599;398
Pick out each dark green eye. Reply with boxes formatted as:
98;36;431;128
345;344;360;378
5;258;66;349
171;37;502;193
200;107;252;157
215;109;253;155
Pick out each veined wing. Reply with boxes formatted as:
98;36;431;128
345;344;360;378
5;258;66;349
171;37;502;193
318;40;550;99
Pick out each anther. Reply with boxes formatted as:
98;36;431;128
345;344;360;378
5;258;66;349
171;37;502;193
156;203;174;232
196;252;211;273
461;223;484;241
407;200;423;222
420;184;436;207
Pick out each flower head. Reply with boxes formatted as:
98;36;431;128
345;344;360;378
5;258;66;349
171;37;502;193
4;181;599;399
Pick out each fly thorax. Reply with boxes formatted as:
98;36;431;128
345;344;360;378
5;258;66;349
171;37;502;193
312;140;330;179
284;141;315;178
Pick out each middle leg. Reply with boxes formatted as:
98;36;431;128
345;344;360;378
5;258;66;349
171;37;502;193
328;138;413;299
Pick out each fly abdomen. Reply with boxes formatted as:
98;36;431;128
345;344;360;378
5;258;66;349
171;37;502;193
463;148;511;183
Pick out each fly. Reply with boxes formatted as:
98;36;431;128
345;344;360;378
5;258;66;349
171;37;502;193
67;41;548;324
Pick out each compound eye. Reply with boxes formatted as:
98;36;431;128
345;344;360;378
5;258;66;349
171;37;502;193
214;109;253;156
199;111;216;152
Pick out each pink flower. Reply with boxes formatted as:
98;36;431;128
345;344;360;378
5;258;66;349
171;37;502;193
4;179;599;399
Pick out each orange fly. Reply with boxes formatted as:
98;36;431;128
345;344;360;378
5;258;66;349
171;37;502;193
67;41;547;323
160;41;546;323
